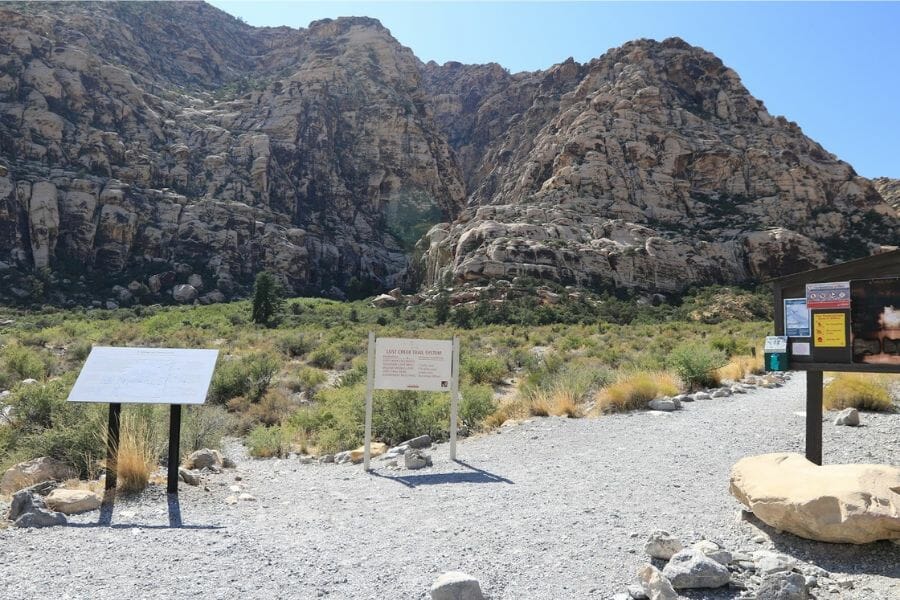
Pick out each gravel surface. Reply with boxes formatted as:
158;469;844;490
1;374;898;599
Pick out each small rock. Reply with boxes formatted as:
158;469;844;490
756;571;809;600
627;583;649;599
14;508;67;528
222;457;236;469
404;449;432;470
693;392;711;401
644;530;683;560
833;408;859;426
334;451;352;464
430;571;484;600
298;455;314;465
691;540;732;565
637;564;677;600
224;495;238;505
178;468;199;486
404;434;432;449
711;388;731;398
612;594;629;600
45;488;102;514
647;399;677;412
662;548;731;589
753;551;797;575
731;385;746;394
21;378;38;385
319;454;335;464
238;493;257;502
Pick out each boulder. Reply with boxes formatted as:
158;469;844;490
430;571;484;600
14;508;67;528
662;548;730;589
371;293;399;308
637;564;677;600
45;488;102;514
626;583;649;599
833;408;860;426
172;284;198;303
183;448;223;470
730;453;900;543
756;571;809;600
693;391;711;400
403;434;432;449
7;490;67;527
753;550;796;575
348;442;388;463
1;456;77;495
644;530;683;560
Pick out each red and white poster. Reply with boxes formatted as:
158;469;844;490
806;281;851;310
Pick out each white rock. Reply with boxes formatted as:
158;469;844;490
662;548;731;589
430;571;484;600
647;399;677;412
637;564;677;600
644;530;683;559
691;540;732;565
833;408;859;426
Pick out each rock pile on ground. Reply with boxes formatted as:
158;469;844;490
1;456;77;495
6;488;67;528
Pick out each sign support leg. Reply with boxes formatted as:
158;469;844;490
363;332;376;471
167;404;182;494
806;370;823;465
450;336;460;461
105;403;121;491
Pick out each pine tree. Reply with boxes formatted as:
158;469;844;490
251;271;284;326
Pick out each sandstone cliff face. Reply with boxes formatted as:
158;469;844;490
873;178;900;215
417;39;898;293
0;3;896;305
0;2;463;303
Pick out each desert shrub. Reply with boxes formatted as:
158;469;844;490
338;357;367;387
596;371;681;412
285;367;328;394
67;339;93;363
2;343;48;380
246;424;294;458
716;354;762;382
824;374;894;411
462;354;508;385
115;413;161;494
180;405;235;457
308;346;340;369
251;271;284;326
277;332;317;358
459;385;495;426
210;352;281;404
668;344;727;390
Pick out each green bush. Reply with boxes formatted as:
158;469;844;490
668;344;727;390
210;353;281;404
459;385;495;426
308;346;340;369
462;354;508;385
180;405;236;457
246;424;294;458
251;271;284;326
2;343;48;380
277;332;317;358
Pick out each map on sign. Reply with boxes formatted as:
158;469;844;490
373;338;453;392
67;347;219;405
784;298;810;337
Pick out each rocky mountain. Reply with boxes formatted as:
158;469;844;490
873;178;900;214
0;2;896;306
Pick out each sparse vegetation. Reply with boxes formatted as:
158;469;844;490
668;343;727;390
824;374;894;412
596;371;681;413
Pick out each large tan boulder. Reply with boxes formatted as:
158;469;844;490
349;442;388;463
1;457;77;495
730;453;900;544
46;488;102;514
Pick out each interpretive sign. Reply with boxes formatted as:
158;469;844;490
67;346;219;494
784;298;810;337
769;250;900;466
373;338;453;392
363;333;460;470
68;347;219;405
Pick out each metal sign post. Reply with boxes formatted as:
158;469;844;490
68;347;219;494
363;334;460;471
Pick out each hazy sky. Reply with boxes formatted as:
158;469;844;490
207;1;900;179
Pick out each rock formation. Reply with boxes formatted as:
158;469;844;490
0;2;896;305
873;177;900;214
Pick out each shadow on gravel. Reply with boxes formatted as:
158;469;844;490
744;512;900;578
69;491;224;530
369;460;514;489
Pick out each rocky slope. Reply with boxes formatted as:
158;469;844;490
873;178;900;214
0;2;896;305
418;39;897;293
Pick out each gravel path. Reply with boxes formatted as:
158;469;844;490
1;374;898;599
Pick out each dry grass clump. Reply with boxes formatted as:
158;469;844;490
716;353;763;382
595;371;681;413
824;374;894;411
529;386;580;418
114;414;160;494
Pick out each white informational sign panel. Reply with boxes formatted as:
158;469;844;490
67;347;219;405
373;337;453;392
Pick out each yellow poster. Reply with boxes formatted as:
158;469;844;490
813;313;846;347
